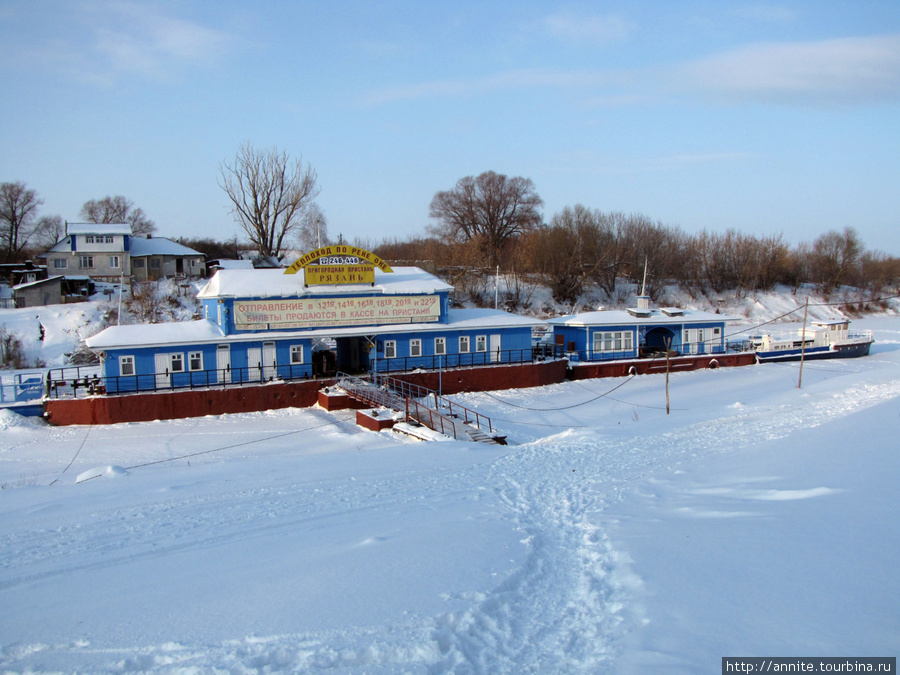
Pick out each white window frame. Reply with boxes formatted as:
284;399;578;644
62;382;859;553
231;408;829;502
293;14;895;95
109;255;120;269
119;355;135;376
384;340;397;359
290;344;304;364
459;335;470;353
53;258;67;269
170;353;185;373
434;337;446;355
476;335;487;352
105;235;115;244
79;255;94;269
188;351;203;371
409;338;422;357
84;235;95;244
593;331;633;353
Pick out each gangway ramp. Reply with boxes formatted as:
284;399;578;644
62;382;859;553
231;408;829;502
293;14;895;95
334;372;503;444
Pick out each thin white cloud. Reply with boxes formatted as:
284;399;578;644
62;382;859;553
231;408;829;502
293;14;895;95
731;4;798;24
4;0;233;85
670;34;900;105
542;10;633;46
365;68;623;106
364;33;900;109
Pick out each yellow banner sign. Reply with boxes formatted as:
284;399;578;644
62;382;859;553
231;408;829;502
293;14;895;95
284;245;394;275
304;265;375;285
234;295;441;330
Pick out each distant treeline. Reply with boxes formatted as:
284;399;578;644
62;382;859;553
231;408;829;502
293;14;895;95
370;208;900;307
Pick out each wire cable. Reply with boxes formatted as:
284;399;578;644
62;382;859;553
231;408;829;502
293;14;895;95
480;374;637;411
123;422;337;471
49;423;93;486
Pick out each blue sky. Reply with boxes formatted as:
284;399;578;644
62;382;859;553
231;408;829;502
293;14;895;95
2;1;899;255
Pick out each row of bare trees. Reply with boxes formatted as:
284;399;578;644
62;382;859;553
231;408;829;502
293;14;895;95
379;197;899;306
0;182;157;263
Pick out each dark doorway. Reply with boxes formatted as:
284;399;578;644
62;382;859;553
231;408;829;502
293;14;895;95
335;337;371;374
642;326;677;356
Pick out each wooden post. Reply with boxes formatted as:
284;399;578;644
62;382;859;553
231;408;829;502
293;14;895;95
665;337;671;415
798;297;809;389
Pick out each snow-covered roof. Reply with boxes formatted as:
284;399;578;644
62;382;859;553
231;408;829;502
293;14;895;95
13;275;64;290
86;320;226;350
210;259;255;270
130;237;203;257
84;309;541;351
198;266;453;300
547;308;740;327
66;223;132;236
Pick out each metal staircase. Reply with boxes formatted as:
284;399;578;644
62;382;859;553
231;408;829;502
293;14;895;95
333;372;502;444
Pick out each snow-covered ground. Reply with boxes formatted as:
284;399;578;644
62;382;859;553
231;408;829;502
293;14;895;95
1;306;898;672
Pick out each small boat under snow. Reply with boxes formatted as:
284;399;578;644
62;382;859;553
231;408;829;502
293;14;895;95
743;320;874;362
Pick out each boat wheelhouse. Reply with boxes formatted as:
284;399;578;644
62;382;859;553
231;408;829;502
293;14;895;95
743;319;873;362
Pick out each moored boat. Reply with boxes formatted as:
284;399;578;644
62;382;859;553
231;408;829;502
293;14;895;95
741;320;873;362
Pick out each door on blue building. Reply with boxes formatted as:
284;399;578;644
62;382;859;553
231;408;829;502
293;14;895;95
154;353;171;389
263;342;277;380
216;344;231;383
490;334;501;363
247;348;262;381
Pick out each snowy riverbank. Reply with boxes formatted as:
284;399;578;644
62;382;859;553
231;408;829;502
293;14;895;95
1;315;898;672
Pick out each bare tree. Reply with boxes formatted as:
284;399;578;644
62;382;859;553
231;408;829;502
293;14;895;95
219;143;319;259
0;181;44;263
295;202;329;252
80;195;157;236
429;170;543;268
810;227;863;296
31;214;66;252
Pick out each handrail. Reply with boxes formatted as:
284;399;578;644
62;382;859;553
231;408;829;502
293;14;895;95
334;371;492;440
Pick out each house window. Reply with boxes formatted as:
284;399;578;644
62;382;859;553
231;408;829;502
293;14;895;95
85;235;95;244
53;258;67;269
150;259;161;269
409;338;422;357
434;337;446;355
290;345;304;364
119;355;135;376
188;351;203;371
384;340;397;358
79;255;94;269
133;259;145;268
105;236;114;244
593;331;633;353
170;353;185;373
459;335;470;353
476;335;487;352
109;255;120;269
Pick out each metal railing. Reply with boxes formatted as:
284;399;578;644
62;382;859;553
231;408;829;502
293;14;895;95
0;374;45;404
564;340;730;364
376;345;563;373
371;372;492;433
45;363;317;398
44;345;564;400
334;371;493;440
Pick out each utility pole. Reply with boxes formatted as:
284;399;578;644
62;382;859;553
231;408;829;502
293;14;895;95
798;297;809;389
